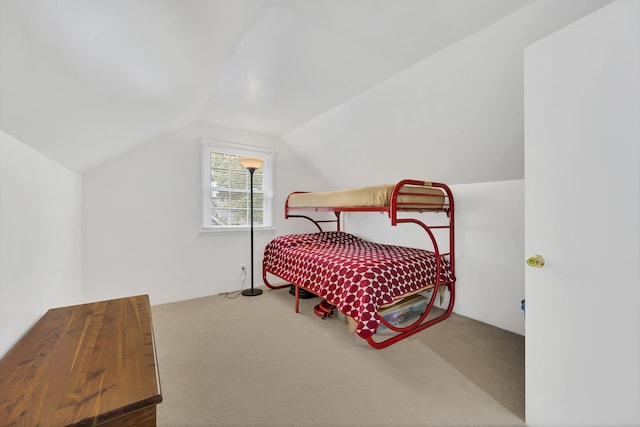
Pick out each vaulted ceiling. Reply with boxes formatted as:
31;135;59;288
0;0;535;173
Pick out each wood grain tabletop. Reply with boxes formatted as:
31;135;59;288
0;295;162;426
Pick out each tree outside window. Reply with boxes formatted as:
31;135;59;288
202;142;273;229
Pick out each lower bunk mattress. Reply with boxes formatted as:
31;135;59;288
263;232;453;338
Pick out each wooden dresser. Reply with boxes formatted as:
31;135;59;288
0;295;162;426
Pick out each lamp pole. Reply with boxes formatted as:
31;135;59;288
240;158;263;297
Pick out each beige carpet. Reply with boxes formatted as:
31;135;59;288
151;287;525;427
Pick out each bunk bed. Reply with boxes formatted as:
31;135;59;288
262;180;455;349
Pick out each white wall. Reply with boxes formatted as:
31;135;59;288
81;119;526;335
345;180;524;335
0;129;82;358
282;0;612;189
452;180;524;334
82;121;330;305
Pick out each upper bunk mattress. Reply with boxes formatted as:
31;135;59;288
263;232;453;338
287;183;446;211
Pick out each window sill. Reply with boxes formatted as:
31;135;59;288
199;226;275;235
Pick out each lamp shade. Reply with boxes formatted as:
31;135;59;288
240;157;264;169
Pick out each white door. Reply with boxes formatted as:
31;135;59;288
524;1;640;426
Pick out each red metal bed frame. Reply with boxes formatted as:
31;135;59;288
262;180;456;349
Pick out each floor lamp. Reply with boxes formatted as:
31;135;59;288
240;156;264;297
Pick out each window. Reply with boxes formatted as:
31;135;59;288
202;141;274;230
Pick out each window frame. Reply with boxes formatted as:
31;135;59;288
201;139;274;231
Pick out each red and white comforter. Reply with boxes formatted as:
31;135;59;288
263;232;453;338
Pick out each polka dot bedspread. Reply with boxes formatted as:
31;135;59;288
263;231;453;338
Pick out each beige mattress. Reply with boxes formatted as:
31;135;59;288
288;183;445;211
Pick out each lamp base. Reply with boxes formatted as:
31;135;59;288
242;288;263;297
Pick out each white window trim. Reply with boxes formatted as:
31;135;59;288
201;139;275;232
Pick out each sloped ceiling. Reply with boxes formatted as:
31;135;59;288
0;0;263;172
198;0;534;135
281;0;615;188
0;0;535;173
